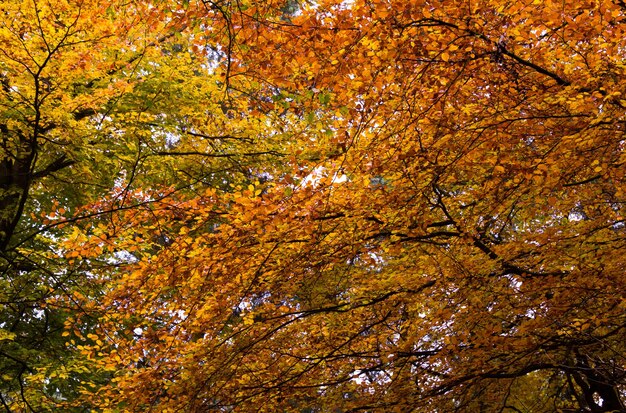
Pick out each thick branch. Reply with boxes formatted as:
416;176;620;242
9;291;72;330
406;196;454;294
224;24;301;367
398;18;571;86
32;155;75;179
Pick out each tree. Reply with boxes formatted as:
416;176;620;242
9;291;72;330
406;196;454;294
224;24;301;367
0;0;293;409
6;0;626;411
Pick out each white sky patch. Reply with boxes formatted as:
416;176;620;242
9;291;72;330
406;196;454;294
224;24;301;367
301;165;348;187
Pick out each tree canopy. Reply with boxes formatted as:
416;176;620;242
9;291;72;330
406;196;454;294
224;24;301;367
1;0;625;412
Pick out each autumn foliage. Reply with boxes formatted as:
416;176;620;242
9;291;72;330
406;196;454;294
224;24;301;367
1;0;626;411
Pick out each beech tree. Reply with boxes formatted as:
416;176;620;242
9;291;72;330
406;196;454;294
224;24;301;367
81;0;626;411
3;0;626;412
0;0;290;409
